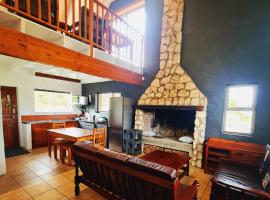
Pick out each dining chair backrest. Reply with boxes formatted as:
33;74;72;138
52;122;66;129
93;128;106;147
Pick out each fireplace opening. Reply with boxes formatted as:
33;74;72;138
141;108;196;140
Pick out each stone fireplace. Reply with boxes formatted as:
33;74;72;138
134;0;207;168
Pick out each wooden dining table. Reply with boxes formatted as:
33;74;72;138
47;127;93;157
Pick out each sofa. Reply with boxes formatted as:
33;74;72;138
72;142;198;200
211;159;270;200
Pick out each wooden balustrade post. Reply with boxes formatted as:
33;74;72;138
84;0;87;39
101;7;104;48
79;0;81;36
72;0;75;34
14;0;18;9
96;3;99;46
48;0;51;24
89;0;94;57
65;0;68;31
56;0;59;27
26;0;30;14
38;0;41;19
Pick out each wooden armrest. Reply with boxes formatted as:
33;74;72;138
179;177;199;200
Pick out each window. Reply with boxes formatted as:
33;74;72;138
223;85;257;135
122;7;145;35
114;6;145;66
96;92;121;112
34;89;72;113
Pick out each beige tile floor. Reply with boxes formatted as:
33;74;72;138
0;147;212;200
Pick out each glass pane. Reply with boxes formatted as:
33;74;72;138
34;91;54;112
98;93;121;112
113;93;121;97
99;93;113;112
224;111;254;133
53;93;71;112
228;86;255;108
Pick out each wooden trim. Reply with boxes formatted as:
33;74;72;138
0;26;142;86
115;0;144;16
35;72;81;83
21;114;77;123
137;105;204;111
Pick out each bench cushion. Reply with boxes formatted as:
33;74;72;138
127;157;177;181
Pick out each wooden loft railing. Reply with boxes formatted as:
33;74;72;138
0;0;144;69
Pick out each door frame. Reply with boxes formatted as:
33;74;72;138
0;89;6;174
0;86;20;149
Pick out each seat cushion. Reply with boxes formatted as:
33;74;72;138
127;157;177;181
215;161;262;190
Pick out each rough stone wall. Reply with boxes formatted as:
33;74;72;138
135;0;207;168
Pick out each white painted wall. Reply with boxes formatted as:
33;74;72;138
0;65;82;116
0;64;82;174
0;90;6;175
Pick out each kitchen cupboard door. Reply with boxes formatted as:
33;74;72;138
65;121;79;128
31;123;52;148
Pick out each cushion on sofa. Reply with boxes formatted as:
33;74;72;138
262;172;270;192
126;157;177;181
96;148;131;164
259;145;270;177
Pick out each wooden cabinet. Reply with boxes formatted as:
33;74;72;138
204;138;265;174
31;122;52;148
31;121;79;148
65;121;79;128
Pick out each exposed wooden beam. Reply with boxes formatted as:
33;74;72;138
115;0;144;16
0;26;142;86
35;72;81;83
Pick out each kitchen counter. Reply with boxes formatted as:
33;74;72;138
22;119;77;124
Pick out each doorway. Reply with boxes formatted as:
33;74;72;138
1;86;19;149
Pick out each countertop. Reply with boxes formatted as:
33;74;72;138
22;119;77;124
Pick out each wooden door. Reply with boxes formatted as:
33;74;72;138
1;86;19;148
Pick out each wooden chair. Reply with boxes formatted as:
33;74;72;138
52;122;67;159
60;142;74;165
93;128;107;147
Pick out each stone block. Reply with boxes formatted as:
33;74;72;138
179;74;191;83
160;53;168;60
156;70;165;78
161;77;171;85
151;79;160;88
190;90;200;98
191;98;200;105
169;89;177;98
165;83;174;90
160;60;166;69
185;82;196;90
175;83;184;89
158;98;165;105
158;86;165;92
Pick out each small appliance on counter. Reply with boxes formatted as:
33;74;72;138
72;96;90;105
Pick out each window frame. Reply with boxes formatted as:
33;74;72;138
34;89;72;113
95;92;121;113
222;84;257;136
